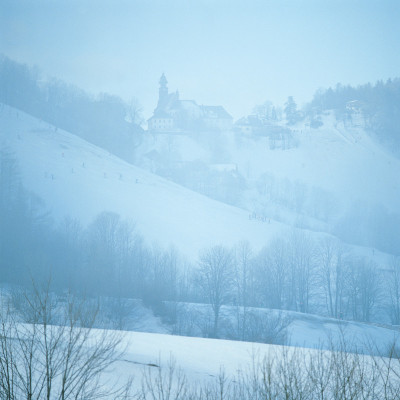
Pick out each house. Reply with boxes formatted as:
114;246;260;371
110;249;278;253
147;111;174;132
234;114;295;149
234;115;264;135
147;74;233;133
346;100;364;113
201;106;234;131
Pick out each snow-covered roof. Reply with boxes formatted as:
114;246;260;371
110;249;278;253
235;115;263;126
200;105;232;120
148;110;173;120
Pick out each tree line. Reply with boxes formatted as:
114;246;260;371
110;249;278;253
2;284;400;399
1;148;398;341
307;79;400;155
255;78;400;155
0;55;143;163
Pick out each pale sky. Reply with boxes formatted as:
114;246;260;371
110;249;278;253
1;0;400;119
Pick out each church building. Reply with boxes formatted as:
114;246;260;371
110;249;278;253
147;74;233;133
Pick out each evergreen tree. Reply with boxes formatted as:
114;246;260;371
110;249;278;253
284;96;300;125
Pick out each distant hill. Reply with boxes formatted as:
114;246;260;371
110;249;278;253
0;55;143;163
306;79;400;156
134;108;400;255
0;103;290;258
1;103;397;260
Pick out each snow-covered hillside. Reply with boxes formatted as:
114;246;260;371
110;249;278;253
233;113;400;213
166;302;399;354
100;326;399;393
0;104;396;262
137;112;400;217
0;105;287;257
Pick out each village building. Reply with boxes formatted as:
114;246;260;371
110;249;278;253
148;74;233;133
234;115;264;135
346;99;364;113
234;114;294;149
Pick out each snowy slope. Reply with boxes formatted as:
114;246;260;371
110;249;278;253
0;105;288;257
162;301;399;354
103;326;399;390
0;105;396;262
138;113;400;214
230;115;400;213
132;112;400;247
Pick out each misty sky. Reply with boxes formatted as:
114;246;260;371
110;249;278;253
1;0;400;119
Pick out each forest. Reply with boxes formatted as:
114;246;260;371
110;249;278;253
1;147;399;342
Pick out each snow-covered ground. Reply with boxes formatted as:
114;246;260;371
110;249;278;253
163;301;399;355
3;282;396;363
0;104;396;265
230;114;400;213
137;112;400;215
287;311;399;353
103;325;400;392
117;330;268;383
2;320;396;397
68;293;400;357
0;105;286;257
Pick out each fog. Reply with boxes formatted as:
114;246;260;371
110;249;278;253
1;0;399;117
1;2;400;397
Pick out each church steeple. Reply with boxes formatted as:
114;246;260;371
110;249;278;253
159;73;167;87
157;73;168;110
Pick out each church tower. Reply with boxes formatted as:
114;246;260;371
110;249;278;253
157;73;169;110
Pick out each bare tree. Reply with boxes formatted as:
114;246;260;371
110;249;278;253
347;256;381;322
232;241;255;340
142;245;179;310
86;211;140;299
244;310;292;345
255;238;288;310
197;245;233;338
387;256;400;324
132;339;400;400
316;238;349;318
0;281;132;400
86;211;121;295
287;232;316;313
126;97;144;126
139;357;189;400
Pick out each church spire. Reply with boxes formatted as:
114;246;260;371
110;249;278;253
159;73;167;86
157;73;168;110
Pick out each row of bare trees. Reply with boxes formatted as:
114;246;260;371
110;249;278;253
3;283;399;400
136;342;400;400
192;234;393;338
1;148;398;337
0;188;395;336
37;212;398;337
